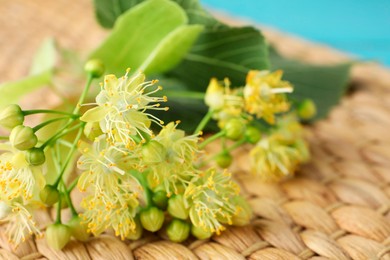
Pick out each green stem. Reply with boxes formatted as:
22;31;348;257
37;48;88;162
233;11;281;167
194;109;214;135
53;127;84;187
163;90;205;100
33;117;69;132
67;177;79;193
39;123;83;148
199;130;226;149
23;109;79;118
55;195;62;224
62;182;78;217
73;74;93;114
0;136;8;140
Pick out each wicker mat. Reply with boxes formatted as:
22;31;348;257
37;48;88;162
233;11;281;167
1;0;390;259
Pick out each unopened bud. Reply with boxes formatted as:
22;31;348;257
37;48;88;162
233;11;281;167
297;99;317;121
68;216;89;241
126;217;143;240
46;223;72;250
231;196;252;226
152;190;168;210
40;185;59;206
166;219;190;243
215;152;233;168
84;122;103;140
10;125;38;150
140;207;164;232
26;147;46;166
0;104;24;129
191;225;213;240
142;140;166;164
224;118;246;140
245;126;262;144
167;195;189;220
0;201;11;220
84;59;105;78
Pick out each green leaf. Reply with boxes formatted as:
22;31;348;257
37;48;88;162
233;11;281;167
93;0;143;28
90;0;203;75
269;48;351;120
0;71;52;108
93;0;220;28
29;38;57;75
168;26;269;90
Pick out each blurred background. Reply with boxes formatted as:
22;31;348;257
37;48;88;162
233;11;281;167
201;0;390;66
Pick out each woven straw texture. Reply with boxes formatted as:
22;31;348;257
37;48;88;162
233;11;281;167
1;0;390;259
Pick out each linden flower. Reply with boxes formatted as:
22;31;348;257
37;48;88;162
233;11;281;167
204;78;244;128
249;135;308;181
0;200;41;245
80;70;168;148
0;146;45;201
144;122;200;196
80;183;140;240
244;70;293;124
185;168;240;235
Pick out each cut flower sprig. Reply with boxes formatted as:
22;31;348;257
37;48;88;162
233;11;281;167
0;60;315;250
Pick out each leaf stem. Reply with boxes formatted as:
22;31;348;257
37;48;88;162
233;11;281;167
55;195;62;224
199;130;226;149
62;181;78;217
32;117;69;132
194;109;214;135
39;123;83;149
23;109;79;118
73;74;93;114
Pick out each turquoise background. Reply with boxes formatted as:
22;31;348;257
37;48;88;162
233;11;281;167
201;0;390;66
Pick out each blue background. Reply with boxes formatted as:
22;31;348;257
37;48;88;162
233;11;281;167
201;0;390;66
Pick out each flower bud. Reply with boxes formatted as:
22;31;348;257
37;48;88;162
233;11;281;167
26;147;46;166
231;196;252;226
67;216;89;241
46;223;71;250
0;201;11;220
9;125;38;150
140;207;164;232
191;225;213;240
215;152;233;168
84;59;105;78
245;126;262;144
166;219;190;243
167;195;188;220
224;118;246;140
40;185;60;206
0;104;24;129
297;99;317;121
126;217;143;240
142;140;166;164
83;122;103;140
152;190;168;210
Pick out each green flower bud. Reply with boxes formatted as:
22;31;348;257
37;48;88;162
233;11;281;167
46;223;71;250
152;190;168;210
166;219;190;243
224;118;246;140
191;225;213;240
231;196;252;226
126;217;143;240
83;121;103;140
0;201;11;220
167;195;189;220
142;140;166;164
26;147;46;166
58;193;69;209
84;59;105;78
39;185;60;206
245;126;262;144
297;99;317;121
0;104;24;129
215;152;233;168
140;207;164;232
68;216;89;241
9;125;38;150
